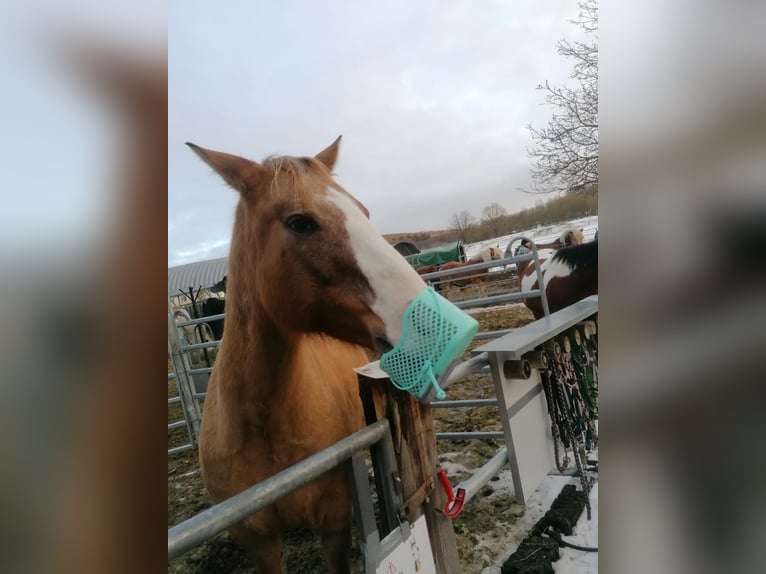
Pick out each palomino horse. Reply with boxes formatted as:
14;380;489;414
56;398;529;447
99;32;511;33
187;136;428;573
518;238;598;319
438;246;503;293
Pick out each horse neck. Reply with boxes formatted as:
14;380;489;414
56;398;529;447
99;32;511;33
214;277;296;406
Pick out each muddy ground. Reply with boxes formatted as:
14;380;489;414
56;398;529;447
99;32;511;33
168;296;536;573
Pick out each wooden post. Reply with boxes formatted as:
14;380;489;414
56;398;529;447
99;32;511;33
359;375;460;574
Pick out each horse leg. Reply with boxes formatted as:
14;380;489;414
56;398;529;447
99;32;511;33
231;528;284;574
320;525;352;574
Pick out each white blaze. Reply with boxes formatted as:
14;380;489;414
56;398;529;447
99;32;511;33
327;190;427;345
520;256;574;293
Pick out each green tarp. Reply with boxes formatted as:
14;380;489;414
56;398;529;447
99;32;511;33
404;241;465;269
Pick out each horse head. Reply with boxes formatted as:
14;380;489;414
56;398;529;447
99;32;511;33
187;136;427;354
560;227;585;247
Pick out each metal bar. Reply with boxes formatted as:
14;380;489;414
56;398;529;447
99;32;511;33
167;304;201;446
168;372;175;380
455;447;508;506
443;352;489;388
188;367;214;375
180;340;220;352
430;398;498;409
473;328;514;341
168;396;181;405
506;383;543;419
454;290;541;310
348;452;382;571
168;419;391;560
168;420;187;431
175;313;225;327
475;296;598;358
193;392;207;400
435;431;503;441
168;444;194;456
373;423;407;539
419;253;535;282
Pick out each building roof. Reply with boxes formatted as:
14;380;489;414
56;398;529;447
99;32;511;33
168;257;228;296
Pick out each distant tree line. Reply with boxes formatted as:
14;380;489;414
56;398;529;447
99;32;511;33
448;187;597;243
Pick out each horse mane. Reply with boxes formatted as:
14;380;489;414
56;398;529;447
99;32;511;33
551;239;598;271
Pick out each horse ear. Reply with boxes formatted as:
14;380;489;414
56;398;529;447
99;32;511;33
315;135;342;171
186;143;264;195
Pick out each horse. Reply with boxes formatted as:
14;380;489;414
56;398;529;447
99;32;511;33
187;136;428;574
518;238;598;319
171;308;215;348
438;246;503;293
170;309;216;365
506;227;585;278
200;297;226;341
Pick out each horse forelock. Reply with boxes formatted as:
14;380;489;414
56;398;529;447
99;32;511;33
259;155;370;217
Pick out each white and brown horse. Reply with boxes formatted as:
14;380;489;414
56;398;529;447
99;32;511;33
438;246;503;292
518;238;597;319
187;136;427;573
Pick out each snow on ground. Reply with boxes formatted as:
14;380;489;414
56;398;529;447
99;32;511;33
463;216;599;261
473;472;599;574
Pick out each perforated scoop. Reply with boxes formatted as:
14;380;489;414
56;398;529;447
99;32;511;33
380;287;479;402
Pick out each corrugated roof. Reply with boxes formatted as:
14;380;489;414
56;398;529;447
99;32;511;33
168;257;228;296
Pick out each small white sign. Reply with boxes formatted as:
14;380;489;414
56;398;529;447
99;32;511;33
375;515;436;574
354;360;389;379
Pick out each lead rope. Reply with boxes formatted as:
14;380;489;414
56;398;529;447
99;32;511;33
541;369;570;473
560;340;598;451
550;362;592;520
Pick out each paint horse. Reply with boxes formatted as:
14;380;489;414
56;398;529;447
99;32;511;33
187;136;427;574
506;227;584;278
438;246;503;293
518;238;598;319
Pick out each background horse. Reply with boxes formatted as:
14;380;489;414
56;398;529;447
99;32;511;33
187;136;428;573
438;246;503;293
518;238;598;319
507;227;584;278
170;309;216;365
171;309;214;348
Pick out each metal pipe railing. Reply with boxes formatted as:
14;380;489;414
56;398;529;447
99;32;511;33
435;431;503;441
168;419;391;560
174;313;225;327
430;398;498;409
455;447;508;506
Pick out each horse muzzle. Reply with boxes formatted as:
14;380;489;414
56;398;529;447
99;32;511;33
379;287;478;402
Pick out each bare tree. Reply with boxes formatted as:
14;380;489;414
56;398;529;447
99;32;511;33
525;0;598;195
481;202;507;238
448;210;475;243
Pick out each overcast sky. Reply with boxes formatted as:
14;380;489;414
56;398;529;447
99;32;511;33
168;0;586;266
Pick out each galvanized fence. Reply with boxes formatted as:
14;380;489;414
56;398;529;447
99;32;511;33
167;239;599;569
167;238;549;456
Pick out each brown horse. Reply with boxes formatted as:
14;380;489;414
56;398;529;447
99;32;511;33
187;136;427;573
519;238;597;319
438;246;503;292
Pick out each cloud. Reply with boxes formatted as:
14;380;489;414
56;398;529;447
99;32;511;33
169;0;581;265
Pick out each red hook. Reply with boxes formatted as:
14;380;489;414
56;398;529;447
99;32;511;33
437;469;466;518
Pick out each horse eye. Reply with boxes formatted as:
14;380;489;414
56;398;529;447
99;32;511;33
285;214;319;234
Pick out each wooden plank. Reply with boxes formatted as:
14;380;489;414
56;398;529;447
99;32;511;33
474;295;598;358
359;376;460;574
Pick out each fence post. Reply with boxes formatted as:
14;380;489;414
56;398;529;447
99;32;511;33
168;299;203;442
359;375;460;574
